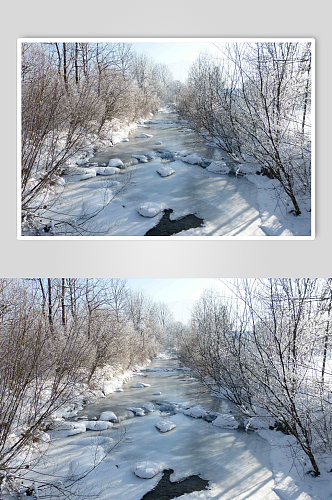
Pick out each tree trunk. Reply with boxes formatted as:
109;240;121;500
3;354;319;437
47;278;54;335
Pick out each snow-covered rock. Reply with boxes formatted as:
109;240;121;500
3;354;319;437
207;162;230;174
115;388;123;393
132;382;151;388
134;461;161;479
96;166;120;176
181;154;202;165
108;159;124;168
153;391;161;396
136;133;153;139
99;411;117;422
155;420;176;433
212;414;239;429
67;423;87;435
145;151;156;159
137;203;162;218
142;403;154;412
126;407;145;416
122;138;130;142
183;406;207;419
80;171;96;181
157;166;175;177
84;421;113;431
155;141;162;145
132;155;148;163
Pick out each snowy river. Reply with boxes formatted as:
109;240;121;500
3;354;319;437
58;108;266;236
37;354;280;499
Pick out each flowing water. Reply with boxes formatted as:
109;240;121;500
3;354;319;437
75;354;233;422
86;107;233;170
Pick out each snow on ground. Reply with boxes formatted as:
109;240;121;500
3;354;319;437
247;173;311;237
212;414;239;429
207;162;230;175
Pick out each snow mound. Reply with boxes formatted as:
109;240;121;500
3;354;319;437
157;166;175;177
122;138;129;142
132;382;151;388
142;403;154;412
155;420;176;433
84;421;113;431
153;391;161;395
126;407;145;416
181;154;202;165
108;159;124;168
207;162;230;174
115;388;123;392
134;461;161;479
184;129;193;133
244;417;268;431
96;166;120;176
132;155;148;163
155;141;163;145
212;414;239;429
236;164;253;175
55;177;66;186
138;203;162;218
183;406;207;419
67;423;87;435
99;411;117;422
145;151;157;159
136;133;153;139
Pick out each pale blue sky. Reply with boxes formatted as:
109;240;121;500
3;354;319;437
125;278;228;324
131;42;221;82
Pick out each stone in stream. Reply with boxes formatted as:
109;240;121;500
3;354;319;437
138;203;162;218
99;411;117;422
155;420;176;433
134;461;161;479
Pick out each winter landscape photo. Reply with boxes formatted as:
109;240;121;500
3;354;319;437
1;278;332;499
19;39;313;238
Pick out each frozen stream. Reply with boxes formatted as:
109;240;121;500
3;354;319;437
34;355;280;499
55;108;266;236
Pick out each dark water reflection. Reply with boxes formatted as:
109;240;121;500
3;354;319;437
141;469;209;500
